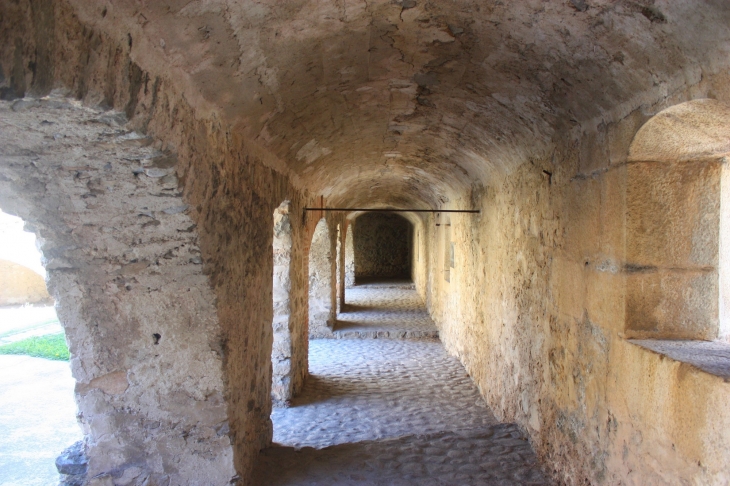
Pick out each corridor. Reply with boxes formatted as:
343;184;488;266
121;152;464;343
255;284;548;485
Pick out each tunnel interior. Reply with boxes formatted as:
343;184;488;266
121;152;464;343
353;212;413;283
1;1;730;485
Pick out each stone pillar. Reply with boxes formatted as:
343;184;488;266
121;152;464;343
308;219;333;337
272;202;294;404
344;224;355;288
0;98;237;485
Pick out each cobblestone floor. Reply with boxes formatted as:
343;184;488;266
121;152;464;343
256;284;549;485
333;284;438;338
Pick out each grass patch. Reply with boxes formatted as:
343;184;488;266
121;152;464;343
0;333;69;361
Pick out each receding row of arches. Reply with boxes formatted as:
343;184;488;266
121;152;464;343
269;209;420;403
2;58;730;484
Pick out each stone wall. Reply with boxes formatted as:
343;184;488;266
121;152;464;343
3;2;730;486
419;71;730;484
308;219;334;337
272;201;308;405
354;212;412;279
0;96;239;485
0;2;315;483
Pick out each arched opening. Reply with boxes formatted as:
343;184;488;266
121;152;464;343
353;212;413;285
625;99;730;341
271;201;294;405
0;209;81;485
308;219;334;337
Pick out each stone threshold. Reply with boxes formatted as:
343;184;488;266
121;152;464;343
629;339;730;381
330;329;439;339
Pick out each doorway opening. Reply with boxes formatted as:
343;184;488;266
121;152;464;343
0;209;81;485
352;212;413;286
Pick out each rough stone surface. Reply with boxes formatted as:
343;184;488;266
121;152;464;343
254;426;548;486
2;1;730;485
422;96;730;484
56;440;88;482
0;3;318;481
271;338;494;448
259;286;547;485
344;224;355;289
309;219;335;338
334;285;438;339
0;95;238;485
353;212;412;279
272;201;308;405
51;0;730;210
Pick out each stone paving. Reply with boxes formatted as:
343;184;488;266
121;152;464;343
256;283;549;485
333;284;438;339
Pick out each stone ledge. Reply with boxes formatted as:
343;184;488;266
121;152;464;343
629;339;730;381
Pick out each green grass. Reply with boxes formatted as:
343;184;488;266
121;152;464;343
0;333;70;360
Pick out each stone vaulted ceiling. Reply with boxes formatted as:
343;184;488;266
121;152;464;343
72;0;730;208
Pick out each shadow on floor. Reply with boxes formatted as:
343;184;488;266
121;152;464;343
352;277;415;289
254;425;549;486
283;375;355;406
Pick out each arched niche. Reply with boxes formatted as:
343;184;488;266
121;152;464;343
625;99;730;340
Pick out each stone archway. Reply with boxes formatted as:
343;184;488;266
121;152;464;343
625;99;730;340
308;219;334;337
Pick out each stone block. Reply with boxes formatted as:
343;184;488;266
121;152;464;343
585;268;624;332
564;177;601;260
625;269;718;340
627;160;721;268
598;165;626;259
552;256;585;320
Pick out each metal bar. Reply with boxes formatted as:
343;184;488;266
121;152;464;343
304;208;480;213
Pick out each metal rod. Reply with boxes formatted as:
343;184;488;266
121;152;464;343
305;208;480;213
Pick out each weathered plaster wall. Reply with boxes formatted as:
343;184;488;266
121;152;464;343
420;73;730;484
354;212;412;279
0;2;315;483
0;260;52;305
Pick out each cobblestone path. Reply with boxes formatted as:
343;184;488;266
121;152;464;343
333;283;438;339
255;284;549;485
